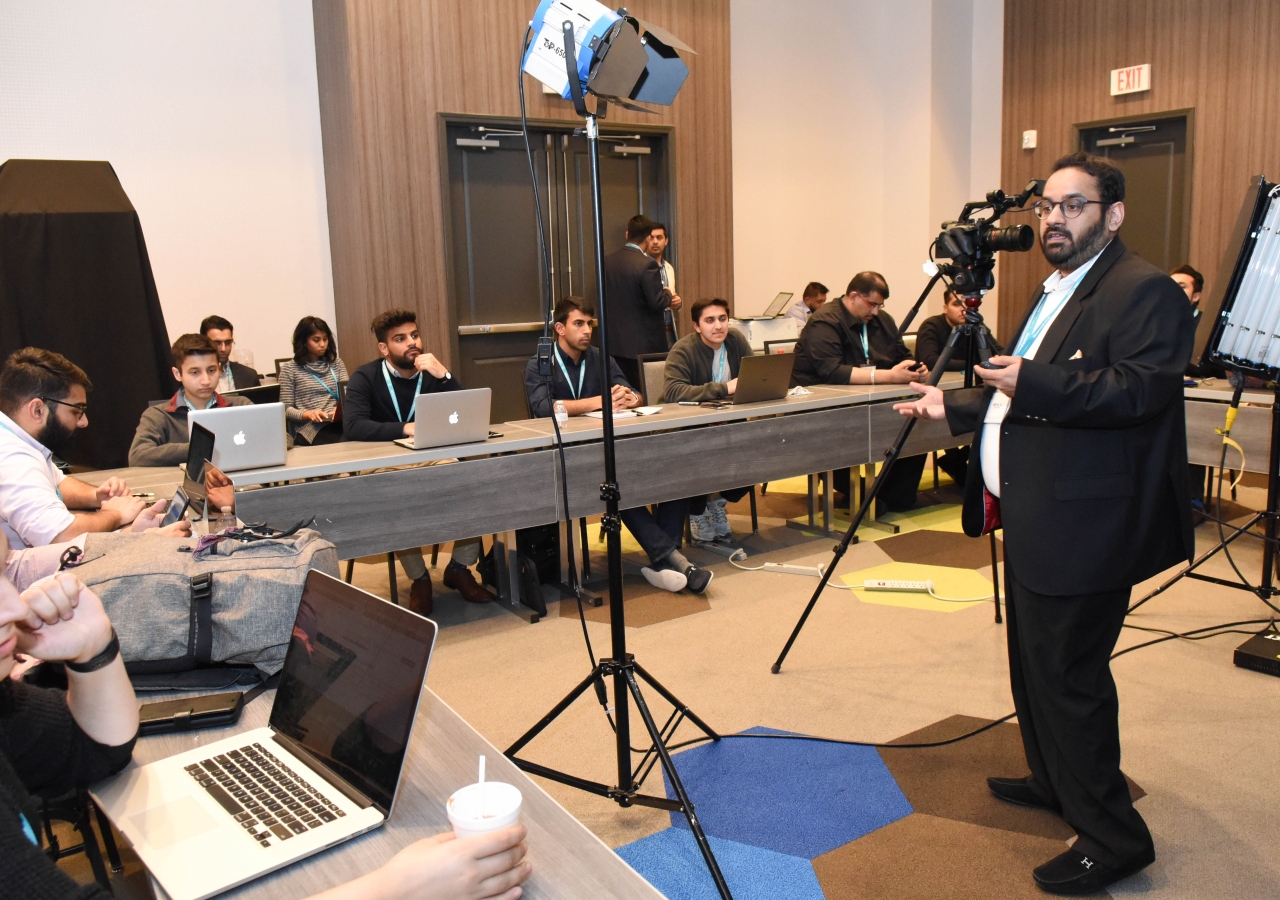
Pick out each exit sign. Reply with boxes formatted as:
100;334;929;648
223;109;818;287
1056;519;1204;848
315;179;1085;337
1110;63;1151;96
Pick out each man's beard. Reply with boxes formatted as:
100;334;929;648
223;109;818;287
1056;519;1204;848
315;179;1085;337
1041;212;1111;271
38;415;77;455
389;348;419;370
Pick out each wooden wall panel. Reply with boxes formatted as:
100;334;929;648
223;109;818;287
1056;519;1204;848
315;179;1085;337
999;0;1280;338
312;0;733;369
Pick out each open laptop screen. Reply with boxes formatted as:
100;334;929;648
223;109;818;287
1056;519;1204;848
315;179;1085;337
270;572;437;812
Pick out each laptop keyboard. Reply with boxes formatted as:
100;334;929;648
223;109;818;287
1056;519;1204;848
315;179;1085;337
185;742;346;847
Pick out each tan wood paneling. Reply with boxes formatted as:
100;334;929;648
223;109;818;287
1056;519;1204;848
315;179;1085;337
999;0;1280;338
313;0;732;369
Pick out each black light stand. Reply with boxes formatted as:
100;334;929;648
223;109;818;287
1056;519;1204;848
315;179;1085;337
772;294;1001;674
506;23;733;900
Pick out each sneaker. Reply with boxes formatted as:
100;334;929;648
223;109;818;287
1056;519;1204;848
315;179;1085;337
688;511;718;543
707;497;732;539
681;564;713;594
641;562;688;593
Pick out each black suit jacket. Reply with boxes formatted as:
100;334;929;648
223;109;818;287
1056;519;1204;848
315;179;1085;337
602;245;669;360
228;361;261;389
943;239;1196;595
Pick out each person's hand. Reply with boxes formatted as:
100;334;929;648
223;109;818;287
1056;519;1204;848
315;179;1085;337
610;384;636;410
372;827;530;900
16;574;114;665
130;499;169;532
666;291;682;311
205;467;235;515
102;494;146;526
149;519;192;537
880;360;925;384
976;355;1022;396
95;477;130;504
303;409;331;423
894;383;947;420
725;377;738;397
415;353;450;379
403;422;416;437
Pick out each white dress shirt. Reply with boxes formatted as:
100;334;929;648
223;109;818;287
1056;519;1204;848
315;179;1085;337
0;410;74;548
981;244;1109;498
217;363;237;394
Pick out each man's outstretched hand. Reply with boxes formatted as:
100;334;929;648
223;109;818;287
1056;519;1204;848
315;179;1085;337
893;383;946;420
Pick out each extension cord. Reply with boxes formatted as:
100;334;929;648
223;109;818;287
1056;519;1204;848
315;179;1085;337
761;562;825;577
862;578;933;592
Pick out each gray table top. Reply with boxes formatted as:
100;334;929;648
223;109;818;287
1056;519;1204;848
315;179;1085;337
126;689;663;900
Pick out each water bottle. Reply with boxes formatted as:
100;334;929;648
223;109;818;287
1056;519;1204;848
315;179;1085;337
215;505;236;534
553;400;568;425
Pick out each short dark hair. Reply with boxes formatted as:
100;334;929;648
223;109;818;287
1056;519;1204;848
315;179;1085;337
292;316;338;364
802;282;828;300
1172;264;1204;294
200;315;233;335
171;334;218;369
0;348;92;416
651;222;668;236
554;296;595;325
1050;152;1125;205
626;214;658;242
370;308;417;344
846;271;889;300
690;297;730;323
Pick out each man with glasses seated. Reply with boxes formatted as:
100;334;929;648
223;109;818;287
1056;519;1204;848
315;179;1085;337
201;315;262;392
790;272;930;514
0;348;157;547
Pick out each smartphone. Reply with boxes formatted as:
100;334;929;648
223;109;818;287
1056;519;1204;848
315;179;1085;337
138;691;244;735
978;359;1006;370
160;487;190;528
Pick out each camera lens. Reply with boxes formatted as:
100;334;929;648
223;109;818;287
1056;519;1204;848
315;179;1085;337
982;224;1035;253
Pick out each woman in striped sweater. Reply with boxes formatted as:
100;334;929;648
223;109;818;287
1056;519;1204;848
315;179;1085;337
278;316;349;446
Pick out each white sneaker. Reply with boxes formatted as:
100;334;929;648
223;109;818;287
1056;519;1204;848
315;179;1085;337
689;511;718;543
708;497;732;539
642;565;688;592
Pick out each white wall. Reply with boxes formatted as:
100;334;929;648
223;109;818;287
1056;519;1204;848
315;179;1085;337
731;0;1005;334
0;2;333;370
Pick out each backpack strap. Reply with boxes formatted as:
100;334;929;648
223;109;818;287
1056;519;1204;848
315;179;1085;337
189;573;214;665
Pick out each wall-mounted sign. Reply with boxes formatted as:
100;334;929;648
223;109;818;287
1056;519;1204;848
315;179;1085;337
1110;64;1151;96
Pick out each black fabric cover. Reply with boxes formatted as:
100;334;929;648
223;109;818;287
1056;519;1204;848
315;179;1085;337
0;159;174;469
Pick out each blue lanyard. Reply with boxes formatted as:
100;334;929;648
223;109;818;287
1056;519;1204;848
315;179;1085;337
859;324;871;362
306;366;339;400
1012;290;1069;357
381;361;421;422
554;346;587;400
712;346;727;383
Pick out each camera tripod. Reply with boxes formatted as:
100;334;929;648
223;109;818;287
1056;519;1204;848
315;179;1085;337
505;23;733;900
773;293;1002;673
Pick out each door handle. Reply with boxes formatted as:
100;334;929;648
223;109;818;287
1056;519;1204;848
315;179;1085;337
458;322;545;335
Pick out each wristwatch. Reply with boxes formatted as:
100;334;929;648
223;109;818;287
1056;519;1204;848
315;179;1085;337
65;628;120;673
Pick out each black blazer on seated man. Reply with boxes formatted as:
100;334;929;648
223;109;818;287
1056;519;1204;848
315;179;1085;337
227;360;262;389
943;238;1196;596
342;358;462;442
602;244;669;361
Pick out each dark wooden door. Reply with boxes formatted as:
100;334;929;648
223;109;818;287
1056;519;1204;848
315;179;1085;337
1080;115;1191;273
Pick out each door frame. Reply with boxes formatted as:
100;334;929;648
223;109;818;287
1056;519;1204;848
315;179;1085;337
1074;108;1195;267
436;112;675;370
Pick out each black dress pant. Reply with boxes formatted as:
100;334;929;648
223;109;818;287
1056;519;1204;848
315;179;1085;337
1004;558;1153;865
832;453;928;512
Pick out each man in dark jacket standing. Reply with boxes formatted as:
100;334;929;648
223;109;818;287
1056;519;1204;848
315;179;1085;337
602;216;680;388
896;153;1195;895
343;308;494;614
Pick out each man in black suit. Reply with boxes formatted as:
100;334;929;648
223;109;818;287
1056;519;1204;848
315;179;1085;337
896;153;1195;895
602;215;680;388
201;315;262;391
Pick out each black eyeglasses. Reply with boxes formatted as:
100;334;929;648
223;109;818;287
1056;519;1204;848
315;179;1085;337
42;397;88;417
1031;197;1107;220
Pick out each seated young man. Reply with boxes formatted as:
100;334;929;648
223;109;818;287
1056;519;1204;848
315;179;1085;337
128;334;254;467
662;297;756;542
343;308;494;614
0;348;166;548
524;297;713;594
791;271;930;513
0;530;530;900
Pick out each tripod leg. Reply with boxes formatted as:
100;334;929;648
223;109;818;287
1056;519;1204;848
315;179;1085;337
505;665;606;758
623;669;734;900
632;661;721;740
989;529;1003;624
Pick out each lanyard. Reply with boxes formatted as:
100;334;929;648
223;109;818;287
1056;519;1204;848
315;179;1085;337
712;346;727;383
306;366;339;400
859;324;871;362
382;361;421;422
554;346;587;400
1012;288;1071;357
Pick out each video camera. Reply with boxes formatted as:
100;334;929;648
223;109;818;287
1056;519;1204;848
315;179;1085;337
932;180;1044;297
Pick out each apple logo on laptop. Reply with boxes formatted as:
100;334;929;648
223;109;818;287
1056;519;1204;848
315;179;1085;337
448;412;459;425
233;431;247;446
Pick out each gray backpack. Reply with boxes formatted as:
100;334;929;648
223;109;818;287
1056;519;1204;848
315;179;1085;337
70;529;339;679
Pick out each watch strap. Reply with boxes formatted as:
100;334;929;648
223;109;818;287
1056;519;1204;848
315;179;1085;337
65;628;120;673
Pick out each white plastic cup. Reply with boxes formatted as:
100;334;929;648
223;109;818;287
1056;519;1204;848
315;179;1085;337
447;781;523;838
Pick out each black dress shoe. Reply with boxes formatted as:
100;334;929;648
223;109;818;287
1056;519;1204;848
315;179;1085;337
987;776;1060;811
1033;845;1155;895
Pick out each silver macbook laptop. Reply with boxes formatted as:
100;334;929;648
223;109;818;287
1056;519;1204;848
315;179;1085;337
733;352;794;404
188;403;287;471
393;387;491;450
92;572;438;900
741;292;794;320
